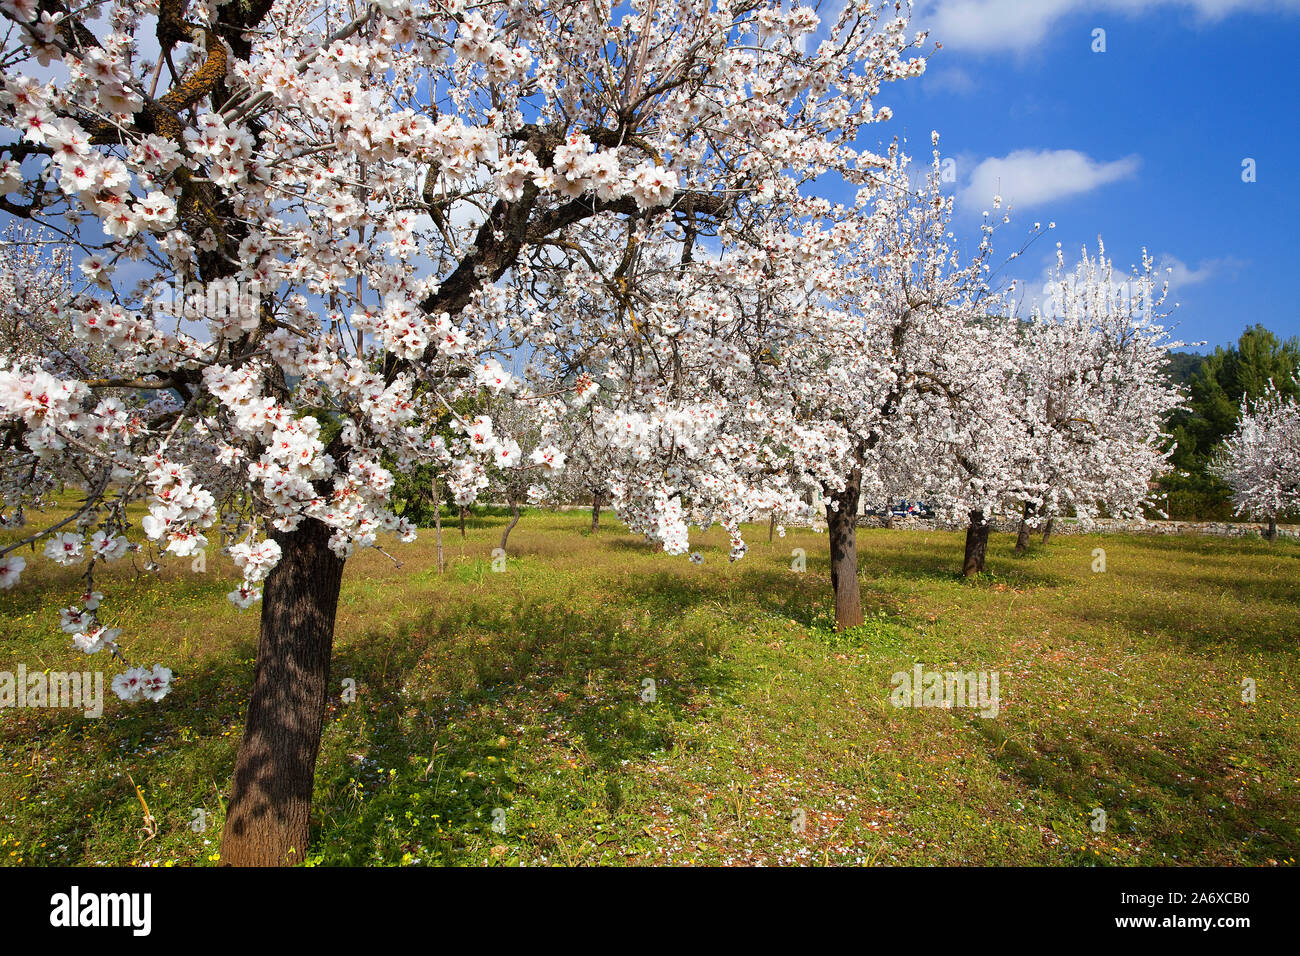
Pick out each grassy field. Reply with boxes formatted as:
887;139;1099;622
1;505;1297;866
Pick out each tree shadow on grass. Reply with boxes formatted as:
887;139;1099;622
1040;538;1300;656
1067;599;1297;656
603;535;663;554
965;711;1299;863
1176;570;1300;606
1104;536;1300;607
853;533;1069;590
308;581;739;864
2;556;742;864
0;639;256;864
609;559;910;633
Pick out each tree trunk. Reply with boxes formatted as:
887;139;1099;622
1014;501;1035;554
459;506;466;538
499;499;521;553
590;491;601;533
768;513;775;543
1041;516;1055;545
963;509;990;577
826;469;864;630
1266;517;1278;542
433;476;445;574
221;517;346;866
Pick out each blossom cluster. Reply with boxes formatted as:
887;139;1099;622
1213;383;1300;521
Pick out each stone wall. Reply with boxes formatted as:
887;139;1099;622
856;514;1299;539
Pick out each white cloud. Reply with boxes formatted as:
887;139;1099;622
1156;254;1245;289
913;0;1300;54
923;66;977;95
916;0;1078;53
959;149;1140;211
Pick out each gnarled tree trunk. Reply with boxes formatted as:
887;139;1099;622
1266;517;1278;542
826;468;864;630
499;499;521;553
221;517;346;866
590;491;602;533
1014;501;1035;554
1041;516;1055;545
963;509;990;577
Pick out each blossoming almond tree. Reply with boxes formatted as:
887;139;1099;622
536;138;1018;627
0;223;77;363
0;0;929;863
1020;246;1183;535
747;142;1010;623
1212;382;1300;541
0;225;177;695
511;380;615;532
532;138;1008;626
473;389;570;553
783;144;1008;622
896;306;1026;577
915;244;1183;575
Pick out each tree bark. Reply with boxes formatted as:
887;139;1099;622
1014;501;1035;554
963;509;990;577
1266;517;1278;543
499;499;521;553
826;469;864;630
768;513;775;543
1041;516;1055;545
590;491;601;533
220;517;346;866
459;506;466;538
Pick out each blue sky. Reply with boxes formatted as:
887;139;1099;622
865;0;1300;351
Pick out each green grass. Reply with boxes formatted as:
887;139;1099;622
1;506;1297;866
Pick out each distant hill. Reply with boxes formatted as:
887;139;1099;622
1163;350;1205;387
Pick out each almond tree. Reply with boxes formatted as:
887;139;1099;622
475;390;571;553
1010;245;1183;555
0;223;78;363
0;223;85;520
918;244;1183;574
522;383;615;532
0;0;928;862
547;138;1008;626
1212;382;1300;541
794;145;1008;619
898;303;1026;577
